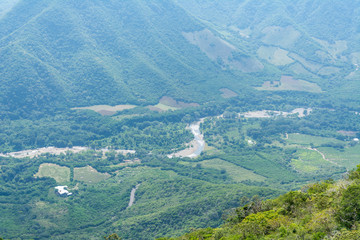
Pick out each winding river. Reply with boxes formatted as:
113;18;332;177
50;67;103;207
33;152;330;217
168;119;205;158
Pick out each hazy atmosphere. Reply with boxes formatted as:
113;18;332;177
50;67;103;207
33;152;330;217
1;1;360;239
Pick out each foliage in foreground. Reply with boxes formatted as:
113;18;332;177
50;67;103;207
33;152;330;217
160;166;360;240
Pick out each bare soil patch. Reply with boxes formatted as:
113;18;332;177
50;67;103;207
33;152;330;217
241;108;312;118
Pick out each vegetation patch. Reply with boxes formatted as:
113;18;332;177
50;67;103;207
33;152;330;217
288;53;322;73
318;144;360;170
337;130;357;137
318;66;340;76
186;158;266;182
220;88;238;98
289;62;314;75
256;75;322;93
73;166;110;183
72;105;137;116
35;163;70;183
291;149;333;173
167;167;360;240
286;133;344;147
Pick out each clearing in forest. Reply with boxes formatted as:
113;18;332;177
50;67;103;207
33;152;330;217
286;133;344;147
291;149;339;174
35;163;70;183
220;88;238;98
72;104;136;116
148;96;199;112
73;166;110;183
257;46;294;66
182;29;263;72
256;75;322;93
261;26;301;48
318;144;360;171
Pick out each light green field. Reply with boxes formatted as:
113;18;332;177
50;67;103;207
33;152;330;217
74;166;110;183
286;133;344;147
72;104;136;116
147;96;199;112
291;149;335;173
257;46;294;66
318;145;360;170
151;103;179;111
318;66;340;76
35;163;70;183
180;158;266;182
289;62;314;75
257;75;322;93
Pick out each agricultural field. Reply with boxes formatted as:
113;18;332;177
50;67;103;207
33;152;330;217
261;26;301;48
318;144;360;170
180;158;266;182
147;96;199;112
291;149;340;174
257;75;322;93
73;166;110;183
148;103;179;112
35;163;70;183
286;133;345;147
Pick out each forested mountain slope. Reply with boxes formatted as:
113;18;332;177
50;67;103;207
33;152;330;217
2;0;360;118
0;0;250;117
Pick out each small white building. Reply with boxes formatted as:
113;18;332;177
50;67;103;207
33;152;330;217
55;186;72;196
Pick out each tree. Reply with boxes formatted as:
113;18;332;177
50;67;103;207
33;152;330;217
104;233;121;240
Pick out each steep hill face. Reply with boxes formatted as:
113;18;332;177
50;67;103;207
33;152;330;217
0;0;246;117
2;0;360;118
176;0;360;101
162;166;360;240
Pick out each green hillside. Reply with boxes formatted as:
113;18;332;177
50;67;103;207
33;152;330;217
0;0;256;118
162;166;360;240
